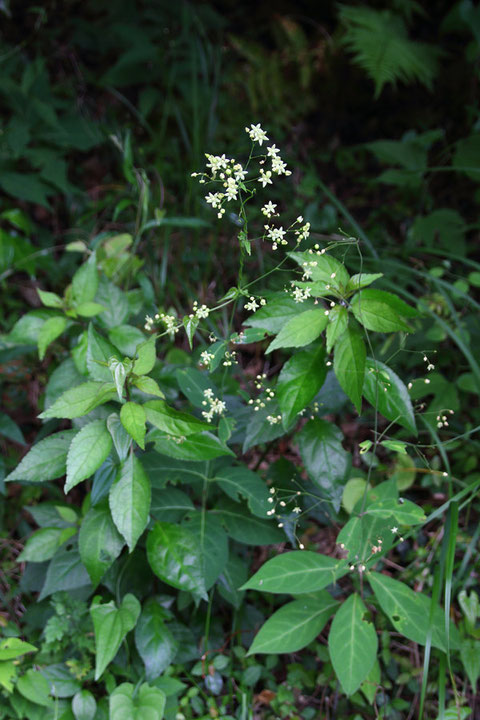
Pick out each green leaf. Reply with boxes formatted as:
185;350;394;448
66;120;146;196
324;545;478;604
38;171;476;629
183;315;199;349
75;301;106;318
361;660;380;704
90;593;141;680
243;402;291;452
120;402;146;449
365;498;426;525
37;289;63;309
18;526;76;562
342;477;369;515
72;690;97;720
266;309;328;354
107;413;131;461
0;412;25;444
150;430;234;461
363;358;417;435
346;273;383;293
242;551;349;593
133;336;156;375
78;503;125;586
41;663;80;698
151;487;195;522
368;571;450;651
38;547;91;600
72;254;98;306
133;376;165;398
334;326;365;413
215;499;284;545
289;251;350;290
350;289;414;333
182;511;229;590
109;682;166;720
65;419;112;492
109;455;151;552
277;345;326;428
0;638;37;661
215;465;270;518
144;400;210;436
39;381;117;419
297;419;349;510
175;367;213;408
17;669;52;707
248;592;339;654
38;316;68;360
217;554;248;609
5;430;77;483
328;593;378;696
147;521;207;600
108;325;146;357
326;305;348;353
244;293;313;334
87;324;121;382
135;600;177;681
460;639;480;692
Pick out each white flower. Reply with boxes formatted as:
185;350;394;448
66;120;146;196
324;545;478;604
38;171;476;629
267;144;280;158
233;164;248;181
205;192;222;208
267;226;286;243
200;350;214;366
205;153;229;173
195;304;210;319
245;297;259;312
271;156;288;175
261;201;277;217
258;169;273;187
391;526;398;534
246;123;269;145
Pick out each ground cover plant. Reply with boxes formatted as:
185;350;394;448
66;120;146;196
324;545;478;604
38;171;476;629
1;2;480;719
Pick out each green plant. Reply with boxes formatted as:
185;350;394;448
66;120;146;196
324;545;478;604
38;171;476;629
1;124;475;720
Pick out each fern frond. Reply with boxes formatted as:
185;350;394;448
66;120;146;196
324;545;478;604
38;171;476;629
339;5;440;98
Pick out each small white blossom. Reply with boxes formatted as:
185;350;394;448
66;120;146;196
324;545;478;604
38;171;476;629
258;169;273;187
262;201;277;217
205;192;222;208
271;156;289;175
391;526;398;534
200;350;214;367
267;144;280;158
245;297;259;312
246;123;269;145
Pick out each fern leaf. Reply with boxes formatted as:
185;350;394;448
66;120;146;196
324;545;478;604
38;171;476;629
339;5;440;98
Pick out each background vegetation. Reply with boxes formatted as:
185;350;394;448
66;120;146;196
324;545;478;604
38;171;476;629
1;1;479;718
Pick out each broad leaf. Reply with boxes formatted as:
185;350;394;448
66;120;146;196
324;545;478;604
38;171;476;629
0;638;37;661
132;375;164;398
17;669;52;707
218;554;248;609
72;690;97;720
107;413;131;461
72;255;98;306
368;571;454;651
109;682;166;720
151;487;195;522
334;326;365;413
175;367;214;408
244;292;314;334
144;400;210;436
249;592;339;654
266;309;328;354
38;547;91;601
328;593;377;696
215;465;270;518
242;551;349;593
39;381;117;419
326;305;348;353
90;593;141;680
65;419;112;492
150;429;234;461
147;521;207;600
109;455;151;552
18;526;76;562
346;273;383;292
277;345;326;428
5;430;77;483
133;336;156;375
120;402;146;449
38;316;68;360
86;324;120;382
365;497;426;525
215;499;284;545
135;600;177;681
350;289;413;333
109;325;146;356
363;358;417;435
78;503;125;586
297;419;349;510
182;511;229;590
289;251;350;290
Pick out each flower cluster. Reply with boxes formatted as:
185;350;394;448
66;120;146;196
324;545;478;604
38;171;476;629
144;311;179;336
199;350;214;368
189;301;209;320
244;296;266;312
201;388;226;423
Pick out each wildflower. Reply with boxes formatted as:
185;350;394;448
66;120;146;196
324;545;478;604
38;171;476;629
245;297;259;312
205;153;229;173
266;414;282;425
262;201;277;217
271;156;290;175
201;389;226;422
258;169;273;187
200;350;214;367
205;192;222;208
390;526;398;534
233;163;247;181
267;144;280;158
246;123;269;145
